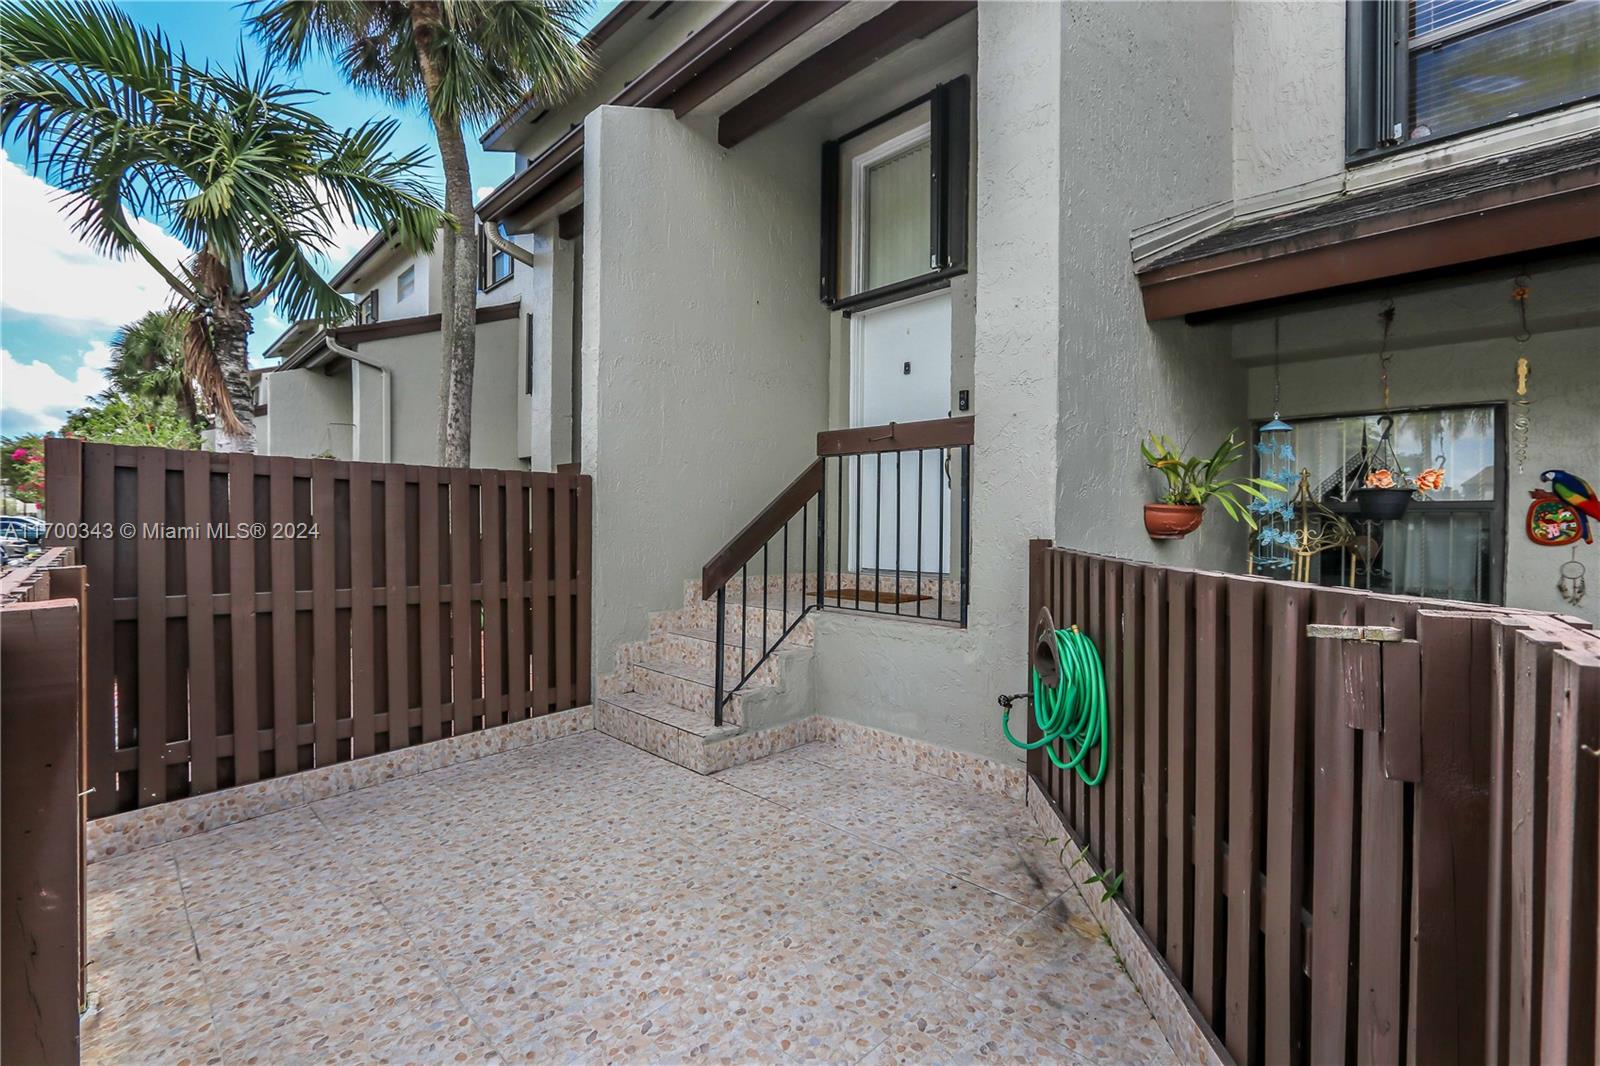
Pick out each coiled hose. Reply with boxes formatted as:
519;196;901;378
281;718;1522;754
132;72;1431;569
1001;626;1110;786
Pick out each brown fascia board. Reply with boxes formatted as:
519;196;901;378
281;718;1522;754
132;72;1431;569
477;1;843;225
330;300;521;345
1137;164;1600;320
718;0;976;149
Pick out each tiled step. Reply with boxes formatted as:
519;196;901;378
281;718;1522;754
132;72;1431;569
675;600;815;646
625;656;774;723
594;691;815;775
622;627;783;686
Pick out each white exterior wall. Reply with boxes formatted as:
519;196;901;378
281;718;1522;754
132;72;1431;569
582;104;830;670
354;251;434;320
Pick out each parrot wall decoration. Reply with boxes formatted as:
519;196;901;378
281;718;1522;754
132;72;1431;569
1542;470;1599;544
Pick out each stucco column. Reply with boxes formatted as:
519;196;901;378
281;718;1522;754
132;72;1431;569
350;361;386;462
968;0;1065;681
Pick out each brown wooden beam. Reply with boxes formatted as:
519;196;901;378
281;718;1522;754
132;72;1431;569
1137;182;1600;321
718;0;976;149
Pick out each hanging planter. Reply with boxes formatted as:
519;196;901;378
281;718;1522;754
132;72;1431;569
1140;432;1284;542
1143;502;1205;540
1352;485;1414;522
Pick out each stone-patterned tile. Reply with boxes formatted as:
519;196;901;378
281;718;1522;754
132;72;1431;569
83;731;1176;1065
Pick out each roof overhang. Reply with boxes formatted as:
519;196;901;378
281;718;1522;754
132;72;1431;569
1135;133;1600;321
476;0;858;228
268;301;522;373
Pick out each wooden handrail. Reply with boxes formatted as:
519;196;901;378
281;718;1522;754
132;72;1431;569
701;459;824;599
816;415;974;456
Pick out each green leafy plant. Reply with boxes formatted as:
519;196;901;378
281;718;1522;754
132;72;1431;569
1084;869;1125;903
1141;431;1284;529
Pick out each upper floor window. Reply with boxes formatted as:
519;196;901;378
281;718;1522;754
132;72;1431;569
357;289;378;324
396;264;415;303
481;223;513;290
1347;0;1600;160
821;77;969;311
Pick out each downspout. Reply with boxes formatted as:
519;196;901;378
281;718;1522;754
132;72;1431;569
484;227;540;268
325;334;393;463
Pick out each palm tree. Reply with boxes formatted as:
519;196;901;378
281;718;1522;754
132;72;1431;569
0;0;447;451
105;310;202;428
250;0;592;467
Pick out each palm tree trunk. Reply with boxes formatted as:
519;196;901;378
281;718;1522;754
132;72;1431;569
211;297;256;453
413;1;477;469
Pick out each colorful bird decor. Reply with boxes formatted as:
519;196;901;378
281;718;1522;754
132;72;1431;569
1542;469;1598;544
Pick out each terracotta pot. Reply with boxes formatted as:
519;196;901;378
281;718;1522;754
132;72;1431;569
1352;487;1413;522
1144;503;1205;540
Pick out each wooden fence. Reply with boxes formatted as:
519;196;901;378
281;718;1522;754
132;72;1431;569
2;549;87;1064
1026;541;1600;1066
44;439;592;819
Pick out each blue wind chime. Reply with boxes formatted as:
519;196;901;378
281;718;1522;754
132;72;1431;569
1250;322;1296;574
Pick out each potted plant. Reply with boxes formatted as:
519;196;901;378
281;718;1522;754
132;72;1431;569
1141;431;1284;540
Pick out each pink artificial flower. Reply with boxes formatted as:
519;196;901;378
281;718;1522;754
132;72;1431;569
10;447;28;460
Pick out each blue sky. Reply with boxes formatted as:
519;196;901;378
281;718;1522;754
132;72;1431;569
1;0;612;437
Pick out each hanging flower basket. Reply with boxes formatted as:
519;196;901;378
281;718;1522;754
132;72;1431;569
1352;486;1413;522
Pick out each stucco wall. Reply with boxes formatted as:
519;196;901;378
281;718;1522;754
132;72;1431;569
257;367;354;459
1055;0;1250;573
1230;0;1345;205
1245;319;1600;625
582;105;830;667
343;316;525;469
353;251;433;320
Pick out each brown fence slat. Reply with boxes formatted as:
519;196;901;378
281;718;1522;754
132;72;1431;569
553;471;574;711
134;448;167;806
1381;641;1422;783
227;454;260;786
182;451;218;794
1142;565;1167;945
418;468;443;742
1412;611;1491;1065
1309;590;1359;1065
449;470;473;733
348;465;376;758
1190;572;1224;1025
575;475;593;707
481;471;504;727
1101;559;1121;876
311;463;337;767
1119;561;1143;925
531;476;551;715
267;458;296;778
1355;600;1406;1066
1263;583;1309;1066
1224;576;1263;1066
1165;569;1194;982
1538;650;1600;1065
1508;627;1558;1065
506;477;529;721
384;466;412;749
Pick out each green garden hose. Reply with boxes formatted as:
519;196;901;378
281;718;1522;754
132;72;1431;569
1001;625;1110;786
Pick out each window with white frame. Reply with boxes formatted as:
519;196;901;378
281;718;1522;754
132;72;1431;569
396;264;415;303
1347;0;1600;159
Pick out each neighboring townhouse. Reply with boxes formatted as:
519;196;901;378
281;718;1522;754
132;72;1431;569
467;0;1598;773
254;224;535;468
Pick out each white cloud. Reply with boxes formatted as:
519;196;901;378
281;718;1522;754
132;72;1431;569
0;151;195;331
0;342;110;431
477;185;495;205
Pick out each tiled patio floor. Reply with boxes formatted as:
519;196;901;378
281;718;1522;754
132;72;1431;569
84;731;1176;1065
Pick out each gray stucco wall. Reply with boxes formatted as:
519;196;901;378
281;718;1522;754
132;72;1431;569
1230;0;1345;205
582;105;830;668
1055;0;1250;573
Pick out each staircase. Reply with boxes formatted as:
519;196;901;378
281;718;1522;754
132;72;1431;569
596;574;817;774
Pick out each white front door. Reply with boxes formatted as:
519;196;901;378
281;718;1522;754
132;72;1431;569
851;289;952;574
